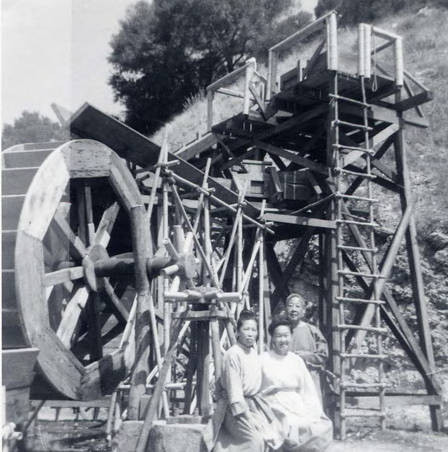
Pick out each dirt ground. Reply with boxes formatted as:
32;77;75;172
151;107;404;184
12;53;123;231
22;421;448;452
20;403;448;451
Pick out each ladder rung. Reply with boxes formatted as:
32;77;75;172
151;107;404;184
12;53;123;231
329;93;371;108
341;353;387;359
340;382;388;389
341;409;386;418
337;244;377;253
338;270;385;279
335;167;376;178
336;296;385;305
333;120;373;131
337;324;388;334
336;193;378;202
333;144;374;154
336;219;378;227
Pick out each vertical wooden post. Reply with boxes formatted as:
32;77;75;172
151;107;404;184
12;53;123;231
243;58;256;117
258;232;265;353
327;70;341;436
128;205;151;420
364;24;372;79
207;89;214;131
394;94;442;430
358;24;365;77
326;13;338;71
267;49;277;100
394;37;404;87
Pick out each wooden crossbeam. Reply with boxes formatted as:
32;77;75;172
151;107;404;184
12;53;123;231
226;103;328;154
254;140;328;175
264;212;335;229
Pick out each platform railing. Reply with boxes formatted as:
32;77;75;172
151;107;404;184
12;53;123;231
358;23;403;87
206;58;266;131
267;10;338;99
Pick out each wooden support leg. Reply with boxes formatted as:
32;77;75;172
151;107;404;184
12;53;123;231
394;116;442;431
197;323;211;418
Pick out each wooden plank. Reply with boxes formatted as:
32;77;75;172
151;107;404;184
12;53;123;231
227;103;328;155
2;167;39;195
81;350;127;400
30;398;111;409
2;230;16;269
56;286;89;348
2;195;25;230
2;348;39;389
342;123;398;167
175;133;218;161
18;149;70;240
64;140;112;178
2;149;53;169
69;103;160;168
2;270;16;309
346;394;441;407
394;90;433;112
4;386;32;426
2;308;29;348
264;212;335;229
254;140;328;175
109;153;144;211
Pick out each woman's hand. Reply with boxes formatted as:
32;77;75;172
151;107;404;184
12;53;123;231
261;385;280;396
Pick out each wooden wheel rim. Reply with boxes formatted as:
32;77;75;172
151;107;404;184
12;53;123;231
15;139;144;399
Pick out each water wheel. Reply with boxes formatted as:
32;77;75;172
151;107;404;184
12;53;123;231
11;139;149;400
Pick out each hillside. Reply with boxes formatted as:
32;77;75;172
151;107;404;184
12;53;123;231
151;5;448;381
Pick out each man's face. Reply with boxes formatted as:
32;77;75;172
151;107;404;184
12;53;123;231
285;296;305;322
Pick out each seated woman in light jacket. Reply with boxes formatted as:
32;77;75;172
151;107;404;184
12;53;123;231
261;317;333;452
211;310;282;452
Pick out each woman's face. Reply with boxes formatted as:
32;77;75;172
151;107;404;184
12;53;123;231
285;297;305;323
271;325;292;355
237;319;258;348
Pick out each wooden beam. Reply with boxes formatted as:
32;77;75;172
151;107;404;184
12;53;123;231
227;103;328;154
394;90;433;112
264;212;335;229
175;133;218;161
254;140;328;175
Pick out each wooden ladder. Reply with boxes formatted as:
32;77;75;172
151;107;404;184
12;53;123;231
331;74;387;439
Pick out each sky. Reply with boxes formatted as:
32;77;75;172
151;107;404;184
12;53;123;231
1;0;317;126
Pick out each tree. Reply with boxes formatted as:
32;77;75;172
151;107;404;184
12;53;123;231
2;111;67;150
315;0;445;26
109;0;309;135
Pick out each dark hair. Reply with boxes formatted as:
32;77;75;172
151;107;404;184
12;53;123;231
236;309;257;331
286;293;305;306
268;315;293;336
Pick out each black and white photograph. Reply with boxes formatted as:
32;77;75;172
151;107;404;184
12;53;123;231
2;1;448;451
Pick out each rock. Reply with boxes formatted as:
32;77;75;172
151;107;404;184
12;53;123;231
434;248;448;272
427;231;448;251
113;420;207;452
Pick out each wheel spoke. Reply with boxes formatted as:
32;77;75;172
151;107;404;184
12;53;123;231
87;293;103;361
84;184;96;246
53;210;88;260
56;286;89;348
94;202;120;247
43;266;84;287
102;279;129;323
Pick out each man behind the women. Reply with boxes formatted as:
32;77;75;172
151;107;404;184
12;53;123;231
284;293;328;398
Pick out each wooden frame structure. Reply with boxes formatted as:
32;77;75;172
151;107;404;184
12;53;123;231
1;10;442;449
